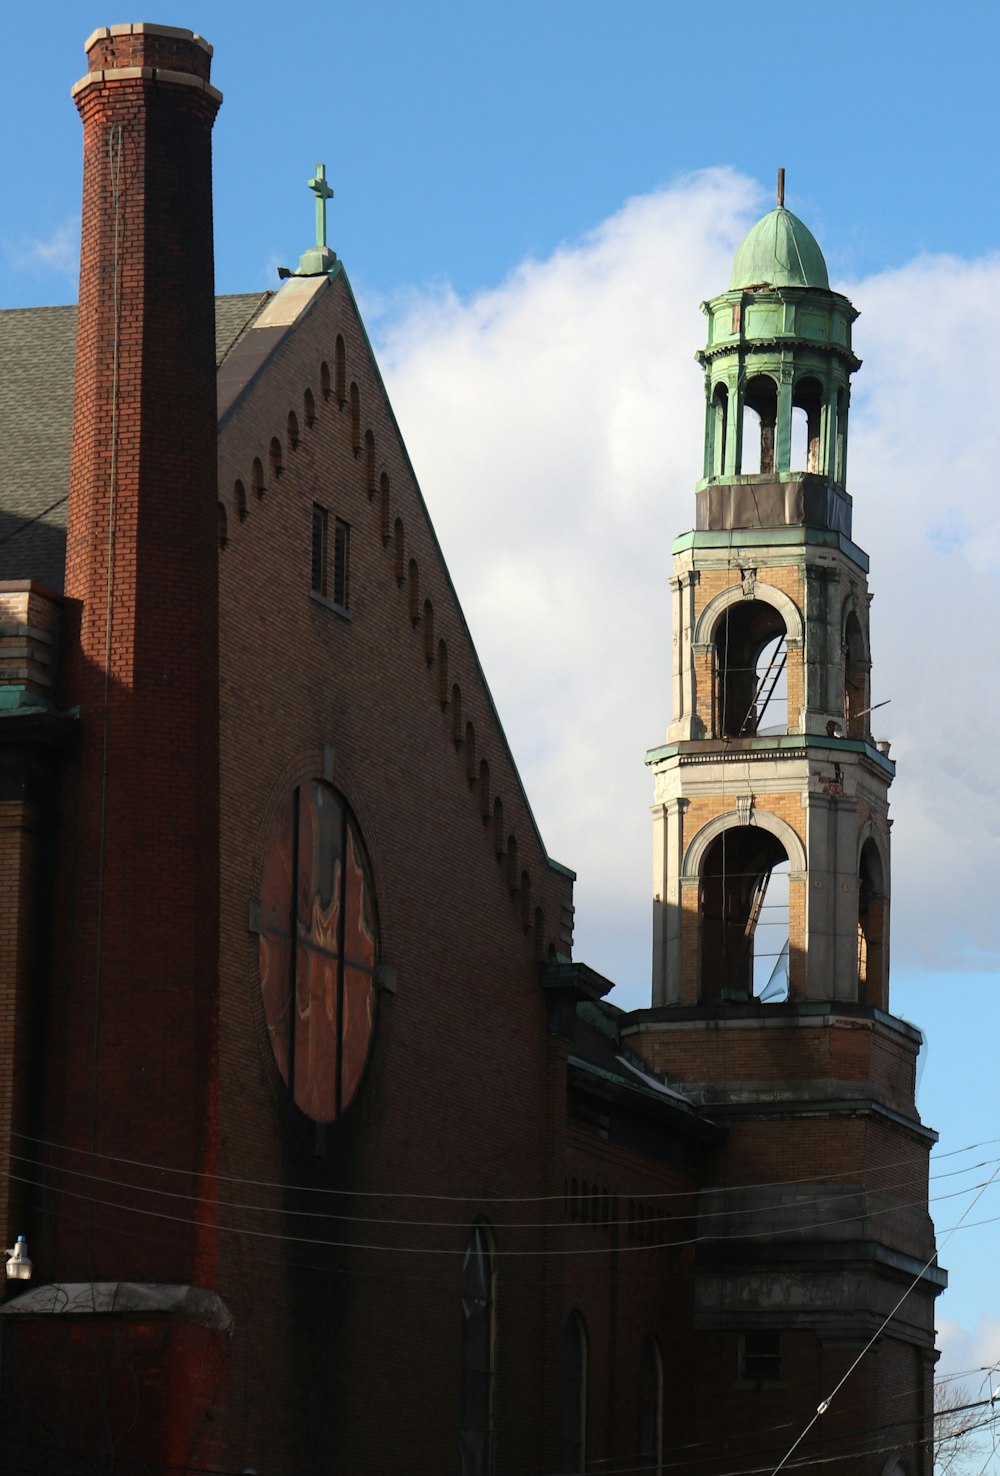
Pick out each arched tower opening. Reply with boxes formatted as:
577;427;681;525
791;375;823;474
714;600;787;737
741;375;777;475
700;826;789;1003
844;610;869;739
858;838;887;1009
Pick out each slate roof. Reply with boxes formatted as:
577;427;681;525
0;292;271;592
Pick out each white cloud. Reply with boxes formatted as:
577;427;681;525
937;1315;1000;1382
373;169;1000;1003
6;216;80;279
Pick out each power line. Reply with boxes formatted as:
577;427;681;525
10;1164;993;1260
766;1155;1000;1474
14;1127;995;1206
8;1145;987;1233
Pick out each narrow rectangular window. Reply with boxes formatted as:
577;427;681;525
311;505;328;595
333;517;350;609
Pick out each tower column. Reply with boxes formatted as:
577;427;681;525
668;569;700;742
651;796;687;1005
776;361;793;470
726;374;741;477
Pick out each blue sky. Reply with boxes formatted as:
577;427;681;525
5;0;1000;308
4;0;1000;1423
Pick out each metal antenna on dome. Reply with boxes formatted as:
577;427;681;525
777;167;785;208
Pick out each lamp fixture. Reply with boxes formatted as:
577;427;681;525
5;1235;32;1281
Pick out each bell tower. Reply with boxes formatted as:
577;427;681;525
650;180;888;1011
624;183;943;1475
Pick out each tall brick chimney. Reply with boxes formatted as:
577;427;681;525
1;28;231;1472
47;22;222;1290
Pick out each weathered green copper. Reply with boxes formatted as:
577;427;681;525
694;200;860;500
296;162;337;276
309;163;333;249
729;207;829;290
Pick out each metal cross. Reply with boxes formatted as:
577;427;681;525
308;163;334;250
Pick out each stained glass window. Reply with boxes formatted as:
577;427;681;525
259;782;378;1122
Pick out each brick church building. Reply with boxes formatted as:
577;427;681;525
0;23;942;1476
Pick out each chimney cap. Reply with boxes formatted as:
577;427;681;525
83;23;213;58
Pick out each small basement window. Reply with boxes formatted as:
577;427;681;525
741;1332;781;1382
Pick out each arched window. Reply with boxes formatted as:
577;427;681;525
844;610;868;739
558;1312;587;1474
791;375;823;474
335;335;346;406
858;838;887;1008
233;479;247;522
350;383;361;455
639;1336;663;1476
287;409;300;451
303;387;316;428
459;1221;495;1476
700;825;789;1003
251;457;265;499
714;599;787;738
741;375;777;475
269;436;283;481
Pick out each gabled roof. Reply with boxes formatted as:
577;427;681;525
0;293;271;591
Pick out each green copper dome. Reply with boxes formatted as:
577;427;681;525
729;206;829;290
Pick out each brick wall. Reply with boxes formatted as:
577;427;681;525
211;272;574;1473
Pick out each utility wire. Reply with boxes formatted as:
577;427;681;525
8;1166;983;1259
8;1144;991;1231
766;1155;1000;1474
15;1126;994;1204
